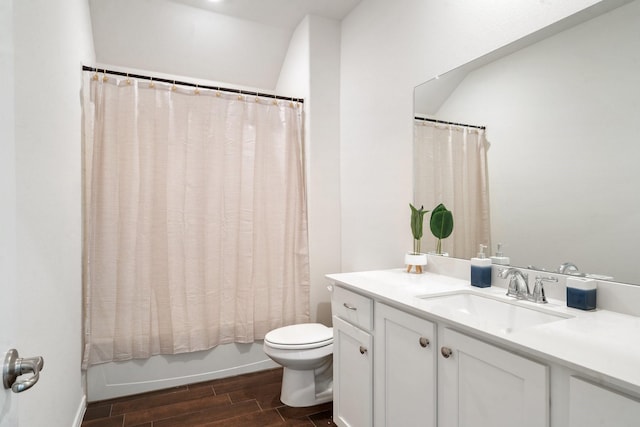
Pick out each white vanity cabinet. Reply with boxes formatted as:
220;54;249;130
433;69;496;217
438;327;549;427
332;286;374;427
374;303;436;427
329;270;640;427
568;376;640;427
331;283;549;427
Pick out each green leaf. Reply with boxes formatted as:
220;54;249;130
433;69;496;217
409;203;429;243
430;203;454;239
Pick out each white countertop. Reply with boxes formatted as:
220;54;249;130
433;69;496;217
327;268;640;396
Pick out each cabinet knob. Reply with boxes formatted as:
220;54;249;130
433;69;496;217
419;337;430;348
440;346;453;359
359;346;368;355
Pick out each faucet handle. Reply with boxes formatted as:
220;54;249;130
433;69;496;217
500;268;529;299
532;276;558;304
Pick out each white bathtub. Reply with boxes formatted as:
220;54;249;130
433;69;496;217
86;341;278;402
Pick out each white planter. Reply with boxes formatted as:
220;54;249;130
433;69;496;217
405;253;428;274
405;252;428;266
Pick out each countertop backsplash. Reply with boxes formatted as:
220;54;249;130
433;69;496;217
424;254;640;317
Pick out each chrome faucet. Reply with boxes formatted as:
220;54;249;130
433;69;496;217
499;268;530;299
499;268;558;304
557;262;583;276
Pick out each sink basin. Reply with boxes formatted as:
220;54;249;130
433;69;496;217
416;291;571;334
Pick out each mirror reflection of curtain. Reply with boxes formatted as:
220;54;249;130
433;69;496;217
414;120;491;259
81;72;310;367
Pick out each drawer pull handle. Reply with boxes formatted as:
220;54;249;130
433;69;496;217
359;346;368;355
343;303;357;311
419;337;430;348
441;346;453;359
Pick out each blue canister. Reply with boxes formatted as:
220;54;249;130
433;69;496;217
470;244;492;288
566;277;597;310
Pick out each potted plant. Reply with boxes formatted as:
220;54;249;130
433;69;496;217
430;203;454;255
406;204;429;273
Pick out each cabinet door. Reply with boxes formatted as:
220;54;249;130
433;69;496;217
439;328;549;427
333;315;373;427
569;376;640;427
374;303;436;427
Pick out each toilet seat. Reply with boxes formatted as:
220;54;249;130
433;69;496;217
264;323;333;350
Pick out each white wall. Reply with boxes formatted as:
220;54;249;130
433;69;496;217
89;0;291;90
435;1;640;284
276;15;343;326
0;1;18;424
11;0;94;425
338;0;604;272
306;16;342;325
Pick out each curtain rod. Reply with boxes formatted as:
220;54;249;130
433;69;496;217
82;65;305;103
414;116;485;130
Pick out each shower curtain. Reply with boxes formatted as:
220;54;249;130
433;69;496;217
81;72;310;367
414;120;491;259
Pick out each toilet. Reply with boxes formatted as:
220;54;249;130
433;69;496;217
263;323;333;407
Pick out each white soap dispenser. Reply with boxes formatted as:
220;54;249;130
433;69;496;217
490;243;510;266
470;244;492;288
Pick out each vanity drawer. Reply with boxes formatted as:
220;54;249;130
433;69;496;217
332;285;373;331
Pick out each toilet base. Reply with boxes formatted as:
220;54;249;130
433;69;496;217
280;357;333;407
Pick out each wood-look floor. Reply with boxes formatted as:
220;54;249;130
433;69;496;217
81;368;336;427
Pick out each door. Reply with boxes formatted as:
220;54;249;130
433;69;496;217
374;303;436;427
1;0;19;424
438;327;549;427
569;376;640;427
333;316;373;427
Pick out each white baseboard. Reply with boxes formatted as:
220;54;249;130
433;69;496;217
72;394;87;427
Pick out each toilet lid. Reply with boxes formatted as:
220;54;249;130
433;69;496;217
265;323;333;348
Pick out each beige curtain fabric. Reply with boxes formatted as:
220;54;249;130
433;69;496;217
414;120;491;259
82;72;310;367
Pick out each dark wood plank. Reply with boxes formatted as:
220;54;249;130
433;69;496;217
309;409;337;426
227;378;283;408
152;400;262;427
123;394;231;426
81;414;124;427
209;368;283;394
112;385;214;415
190;408;286;426
277;402;333;420
82;403;112;421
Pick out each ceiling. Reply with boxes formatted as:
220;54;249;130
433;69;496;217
167;0;363;29
89;0;362;90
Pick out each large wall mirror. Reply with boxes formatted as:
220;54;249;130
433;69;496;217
414;0;640;284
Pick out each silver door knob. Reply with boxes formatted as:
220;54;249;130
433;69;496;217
419;337;430;348
440;346;453;359
359;346;368;355
3;349;44;393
